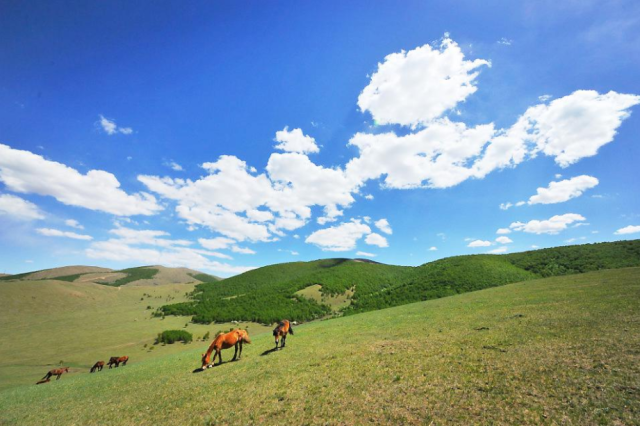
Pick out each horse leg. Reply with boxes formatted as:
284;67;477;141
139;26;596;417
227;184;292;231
238;341;243;360
218;350;223;365
232;343;238;362
281;335;286;348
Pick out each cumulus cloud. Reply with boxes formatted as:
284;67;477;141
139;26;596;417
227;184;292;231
0;144;162;216
488;246;508;254
365;233;388;248
374;218;392;235
528;175;599;205
65;219;84;229
495;236;513;244
614;225;640;235
429;246;438;251
98;115;133;135
509;213;586;235
356;251;376;257
522;91;640;167
274;127;320;154
358;36;490;127
467;239;492;247
0;194;45;220
305;219;371;252
496;228;511;234
164;161;184;171
37;228;93;240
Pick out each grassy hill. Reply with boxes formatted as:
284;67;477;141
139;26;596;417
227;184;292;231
0;265;221;286
1;267;638;425
0;279;268;391
159;240;640;324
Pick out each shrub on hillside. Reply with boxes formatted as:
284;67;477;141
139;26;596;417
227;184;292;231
155;330;193;344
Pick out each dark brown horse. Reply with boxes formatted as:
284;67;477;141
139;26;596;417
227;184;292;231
107;356;129;368
273;320;294;350
37;367;69;384
90;361;105;373
201;329;251;370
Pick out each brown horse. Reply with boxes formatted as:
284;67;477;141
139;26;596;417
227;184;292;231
37;367;69;384
273;320;294;350
201;329;251;370
90;361;105;373
107;356;129;368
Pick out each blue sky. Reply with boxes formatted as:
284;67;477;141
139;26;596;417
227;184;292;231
1;0;639;276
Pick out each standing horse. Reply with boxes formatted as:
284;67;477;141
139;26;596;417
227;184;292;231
107;356;129;368
201;329;251;370
90;361;105;373
273;320;294;350
37;367;69;384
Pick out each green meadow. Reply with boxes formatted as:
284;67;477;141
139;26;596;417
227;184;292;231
1;267;638;425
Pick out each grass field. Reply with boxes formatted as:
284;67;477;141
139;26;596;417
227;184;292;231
1;267;638;425
0;280;269;391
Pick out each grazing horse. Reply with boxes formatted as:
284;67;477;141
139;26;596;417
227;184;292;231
37;367;69;384
90;361;105;373
107;356;129;368
273;320;294;350
201;329;251;370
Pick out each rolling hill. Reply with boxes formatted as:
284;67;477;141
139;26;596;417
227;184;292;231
1;267;638;425
0;265;221;286
159;240;640;324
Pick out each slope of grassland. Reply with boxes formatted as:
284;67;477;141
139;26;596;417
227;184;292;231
160;240;640;324
0;265;220;286
1;267;638;425
0;280;269;391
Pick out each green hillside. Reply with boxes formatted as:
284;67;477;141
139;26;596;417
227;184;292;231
2;268;638;425
160;240;640;324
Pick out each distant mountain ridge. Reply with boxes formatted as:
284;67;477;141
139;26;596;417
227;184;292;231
0;265;221;286
159;239;640;324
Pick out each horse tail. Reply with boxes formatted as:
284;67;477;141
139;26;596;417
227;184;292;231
289;325;294;335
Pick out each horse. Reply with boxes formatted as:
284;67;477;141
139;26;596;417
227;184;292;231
37;367;69;384
90;361;105;373
273;320;294;350
107;356;129;368
201;329;251;370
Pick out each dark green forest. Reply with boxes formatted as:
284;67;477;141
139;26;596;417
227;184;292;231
159;240;640;324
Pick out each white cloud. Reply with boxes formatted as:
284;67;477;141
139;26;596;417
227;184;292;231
467;239;492;247
523;91;640;167
231;246;256;255
0;194;44;220
565;237;587;243
37;228;92;240
614;225;640;235
531;245;539;249
0;144;162;216
98;115;133;135
374;218;392;235
356;251;376;257
358;36;490;128
500;202;513;210
198;237;236;250
86;239;250;275
488;246;508;254
428;246;437;251
274;127;320;154
528;175;599;205
165;161;184;172
305;219;371;252
364;194;374;200
497;38;512;46
65;219;84;229
365;233;388;248
495;236;513;244
539;95;552;102
496;228;511;234
555;174;562;179
510;213;586;235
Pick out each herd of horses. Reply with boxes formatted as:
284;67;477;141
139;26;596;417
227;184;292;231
36;320;295;384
